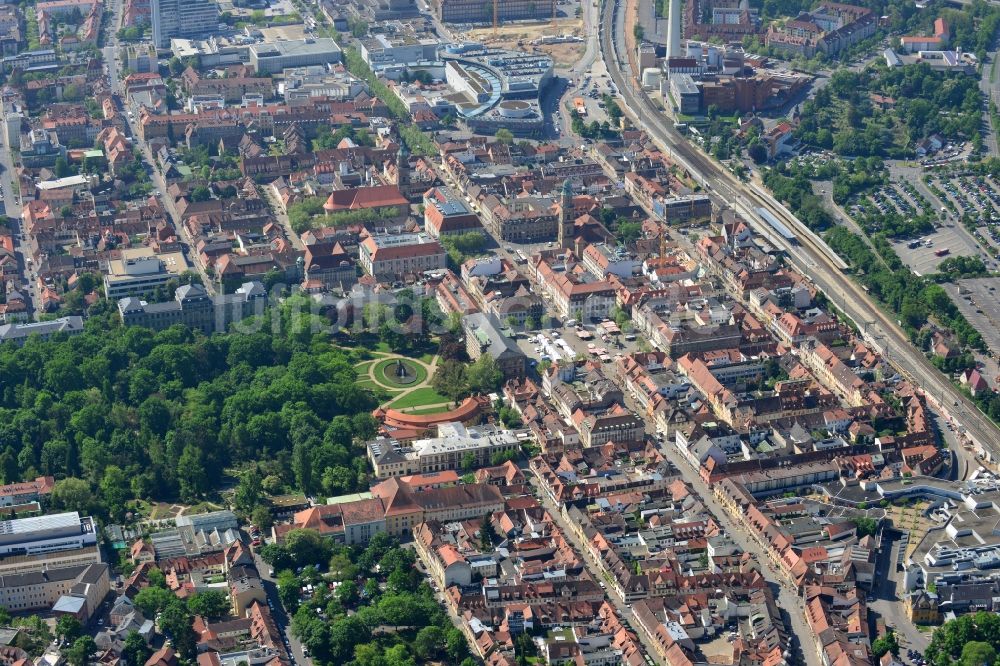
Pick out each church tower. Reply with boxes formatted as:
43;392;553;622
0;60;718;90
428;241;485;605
396;144;409;191
558;179;574;250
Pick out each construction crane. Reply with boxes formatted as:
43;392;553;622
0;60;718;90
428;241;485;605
493;0;498;36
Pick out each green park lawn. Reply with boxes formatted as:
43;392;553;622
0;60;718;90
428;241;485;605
388;387;451;410
405;405;451;416
373;358;428;388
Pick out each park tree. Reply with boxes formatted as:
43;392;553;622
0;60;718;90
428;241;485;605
479;515;498;551
961;642;997;666
322;465;355;496
871;631;899;658
445;627;470;662
431;359;468;401
277;570;301;612
467;354;503;394
56;615;82;643
134;586;174;616
158;601;196;659
748;142;768;164
328;550;358;582
616;220;642;244
259;543;293;570
413;626;445;661
461;451;477;473
926;613;1000;666
54;156;70;179
147;568;167;588
66;636;95;666
251;506;273;532
233;466;263;516
187;590;230;620
177;443;208;501
50;478;94;514
327;615;369;664
190;186;211;202
0;296;377;552
336;579;359;607
100;465;131;520
852;516;879;537
122;631;151;666
285;529;333;568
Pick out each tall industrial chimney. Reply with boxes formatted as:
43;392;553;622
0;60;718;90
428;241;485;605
666;0;682;59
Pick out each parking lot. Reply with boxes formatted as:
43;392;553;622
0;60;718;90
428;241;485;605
944;277;1000;357
573;72;618;121
512;320;644;369
892;224;982;275
926;172;1000;221
888;180;930;216
848;177;939;238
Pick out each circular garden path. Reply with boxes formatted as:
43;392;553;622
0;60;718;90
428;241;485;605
364;352;443;410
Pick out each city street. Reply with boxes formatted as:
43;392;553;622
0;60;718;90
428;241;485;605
600;0;1000;467
551;0;603;143
525;470;663;665
638;419;818;666
867;530;929;654
255;554;309;666
978;33;999;157
0;105;33;317
104;35;217;295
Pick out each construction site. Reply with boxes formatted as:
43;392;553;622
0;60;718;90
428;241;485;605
462;26;585;67
439;0;587;68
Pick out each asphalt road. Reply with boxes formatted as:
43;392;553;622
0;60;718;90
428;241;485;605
256;554;309;666
0;124;33;318
525;470;662;665
104;27;216;296
655;442;816;666
867;530;929;654
979;34;999;157
599;0;1000;464
552;0;603;141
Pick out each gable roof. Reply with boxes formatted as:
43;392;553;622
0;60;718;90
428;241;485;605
323;185;408;212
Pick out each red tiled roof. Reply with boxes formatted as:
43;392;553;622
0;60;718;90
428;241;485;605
323;185;408;212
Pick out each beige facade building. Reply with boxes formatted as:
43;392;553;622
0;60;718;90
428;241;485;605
434;0;555;24
372;478;504;538
367;422;520;479
358;232;446;282
0;562;109;618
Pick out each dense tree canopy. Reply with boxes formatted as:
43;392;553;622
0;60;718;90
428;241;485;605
0;302;379;515
825;226;983;351
282;533;472;666
926;612;1000;666
796;64;984;159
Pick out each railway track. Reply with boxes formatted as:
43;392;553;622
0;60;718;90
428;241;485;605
598;0;1000;453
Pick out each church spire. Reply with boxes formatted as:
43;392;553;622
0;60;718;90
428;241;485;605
558;179;574;250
